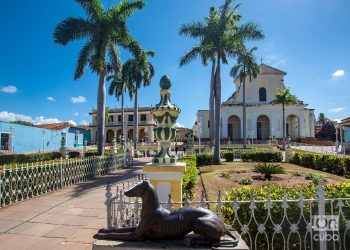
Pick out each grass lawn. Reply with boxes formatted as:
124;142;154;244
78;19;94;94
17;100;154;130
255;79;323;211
200;162;350;200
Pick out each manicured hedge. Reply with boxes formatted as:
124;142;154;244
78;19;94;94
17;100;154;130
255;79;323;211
240;151;283;162
180;155;198;200
68;151;81;158
290;152;350;177
196;153;215;166
223;152;234;162
222;183;350;249
0;152;62;166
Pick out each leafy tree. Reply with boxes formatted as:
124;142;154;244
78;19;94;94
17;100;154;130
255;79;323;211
122;50;155;151
230;47;260;149
271;88;298;149
11;121;34;127
317;112;328;126
53;0;145;155
316;120;336;141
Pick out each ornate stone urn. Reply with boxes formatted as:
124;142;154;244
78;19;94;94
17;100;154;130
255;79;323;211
151;75;181;165
143;75;186;206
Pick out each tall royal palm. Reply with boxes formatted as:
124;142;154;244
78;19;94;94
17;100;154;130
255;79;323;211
53;0;145;155
180;0;264;163
230;47;260;149
271;88;298;149
123;50;155;151
179;10;217;148
108;64;134;142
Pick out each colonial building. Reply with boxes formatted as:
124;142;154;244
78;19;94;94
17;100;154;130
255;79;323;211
89;107;155;144
195;64;315;142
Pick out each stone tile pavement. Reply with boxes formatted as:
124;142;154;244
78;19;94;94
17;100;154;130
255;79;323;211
0;158;151;250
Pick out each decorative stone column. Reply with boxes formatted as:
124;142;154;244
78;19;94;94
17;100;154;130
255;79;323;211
143;75;186;207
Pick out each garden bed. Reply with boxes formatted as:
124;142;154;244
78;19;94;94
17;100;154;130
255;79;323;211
200;162;350;200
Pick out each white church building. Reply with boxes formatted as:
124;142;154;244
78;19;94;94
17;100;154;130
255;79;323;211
195;64;315;142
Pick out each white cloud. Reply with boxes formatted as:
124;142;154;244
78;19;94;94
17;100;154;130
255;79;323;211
67;120;77;126
0;111;32;122
73;112;79;116
0;85;17;94
333;119;342;123
175;122;185;128
0;111;61;125
34;116;61;125
328;107;345;113
331;69;345;79
71;96;87;104
47;96;56;102
80;120;89;125
264;54;288;68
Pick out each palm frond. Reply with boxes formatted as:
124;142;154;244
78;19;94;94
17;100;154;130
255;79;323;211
179;21;207;38
53;17;94;45
75;0;104;20
74;41;94;80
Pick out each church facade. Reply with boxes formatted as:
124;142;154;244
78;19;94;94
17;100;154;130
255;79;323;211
195;64;315;142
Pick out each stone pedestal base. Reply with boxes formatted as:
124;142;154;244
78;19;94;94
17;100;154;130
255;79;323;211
93;232;249;250
143;162;186;207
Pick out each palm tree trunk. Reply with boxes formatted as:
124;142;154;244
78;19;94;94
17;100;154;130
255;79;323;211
133;86;139;151
214;53;221;164
209;61;216;148
121;92;124;141
97;69;106;156
242;72;247;149
282;103;286;150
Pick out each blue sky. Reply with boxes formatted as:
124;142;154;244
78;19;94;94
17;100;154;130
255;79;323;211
0;0;349;127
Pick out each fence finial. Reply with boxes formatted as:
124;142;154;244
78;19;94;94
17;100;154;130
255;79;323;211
105;182;112;204
167;194;173;210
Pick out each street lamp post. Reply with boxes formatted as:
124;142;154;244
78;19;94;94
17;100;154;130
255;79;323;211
42;130;47;153
198;118;202;154
335;122;339;154
9;125;15;153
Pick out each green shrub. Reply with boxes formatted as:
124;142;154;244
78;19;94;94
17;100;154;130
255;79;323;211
222;183;350;250
305;172;326;184
180;155;198;200
68;151;81;158
290;152;350;177
292;172;303;176
196;153;214;166
254;163;285;180
220;172;230;179
241;151;283;162
0;152;62;166
223;152;234;162
238;176;253;185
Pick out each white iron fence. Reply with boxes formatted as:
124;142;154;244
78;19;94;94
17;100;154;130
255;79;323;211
105;179;350;250
0;154;125;207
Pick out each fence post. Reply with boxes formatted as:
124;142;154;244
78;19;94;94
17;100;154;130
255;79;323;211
317;182;327;250
60;158;63;188
0;166;3;207
105;182;113;229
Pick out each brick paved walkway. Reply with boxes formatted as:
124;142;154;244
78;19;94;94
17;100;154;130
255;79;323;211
0;158;150;250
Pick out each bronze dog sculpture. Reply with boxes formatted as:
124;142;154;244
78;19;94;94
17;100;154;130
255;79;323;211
97;180;238;247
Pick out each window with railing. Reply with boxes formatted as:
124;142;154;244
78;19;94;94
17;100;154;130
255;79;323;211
141;114;147;122
128;115;133;122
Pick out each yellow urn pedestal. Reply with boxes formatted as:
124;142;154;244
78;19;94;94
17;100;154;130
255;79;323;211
143;162;186;208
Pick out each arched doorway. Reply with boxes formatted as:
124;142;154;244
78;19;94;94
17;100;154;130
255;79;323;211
116;129;122;141
257;115;270;140
227;115;241;140
287;115;300;139
139;129;145;142
106;129;114;143
127;129;133;141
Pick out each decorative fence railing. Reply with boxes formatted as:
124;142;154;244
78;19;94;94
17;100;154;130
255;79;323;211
0;154;125;207
105;179;350;250
290;142;347;156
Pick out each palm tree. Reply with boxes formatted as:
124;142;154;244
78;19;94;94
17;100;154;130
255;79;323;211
230;47;260;148
180;0;264;163
271;88;298;149
53;0;145;155
108;65;134;142
123;50;155;151
179;11;217;148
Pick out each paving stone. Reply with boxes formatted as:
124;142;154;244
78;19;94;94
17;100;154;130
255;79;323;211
8;222;58;237
45;224;82;238
0;219;23;233
66;228;98;244
84;218;106;230
53;241;91;250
